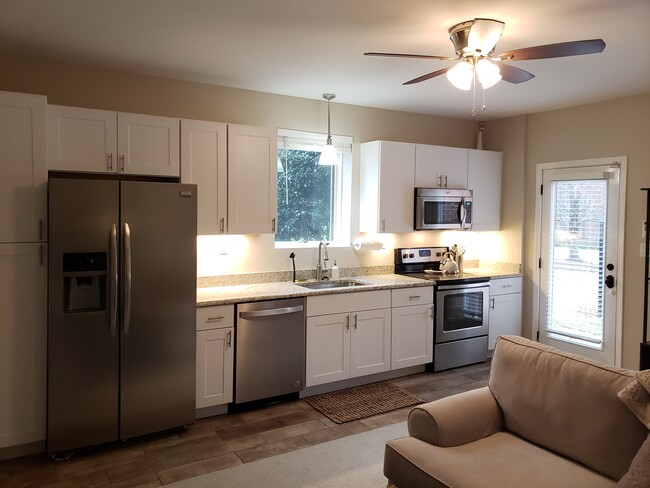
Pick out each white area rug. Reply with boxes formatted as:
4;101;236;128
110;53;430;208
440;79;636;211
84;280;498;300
168;421;407;488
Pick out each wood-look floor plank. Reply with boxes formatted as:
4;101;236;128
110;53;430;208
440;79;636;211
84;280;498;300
235;436;311;463
156;453;241;485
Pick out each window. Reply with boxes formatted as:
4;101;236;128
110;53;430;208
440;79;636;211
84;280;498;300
275;129;352;247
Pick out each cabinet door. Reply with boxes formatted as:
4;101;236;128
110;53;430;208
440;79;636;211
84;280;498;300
391;304;433;369
227;124;277;234
468;149;502;231
47;105;117;173
360;141;415;233
351;309;391;378
181;120;228;235
0;92;47;243
488;293;522;350
196;327;233;408
306;313;350;387
0;243;47;448
118;113;180;177
415;144;468;189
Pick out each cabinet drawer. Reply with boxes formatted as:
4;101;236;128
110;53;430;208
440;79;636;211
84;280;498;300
391;286;433;307
490;277;522;296
197;304;235;331
306;290;391;317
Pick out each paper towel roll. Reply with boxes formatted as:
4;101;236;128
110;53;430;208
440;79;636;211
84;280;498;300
352;238;383;251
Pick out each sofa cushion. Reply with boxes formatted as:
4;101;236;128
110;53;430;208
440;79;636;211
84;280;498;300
489;336;647;480
384;432;616;488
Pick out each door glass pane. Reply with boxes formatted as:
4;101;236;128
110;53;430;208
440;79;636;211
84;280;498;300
546;179;607;348
443;291;484;331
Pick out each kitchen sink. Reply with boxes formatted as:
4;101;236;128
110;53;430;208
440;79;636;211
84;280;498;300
296;280;367;290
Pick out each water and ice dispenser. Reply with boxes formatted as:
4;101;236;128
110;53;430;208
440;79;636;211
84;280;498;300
63;252;107;312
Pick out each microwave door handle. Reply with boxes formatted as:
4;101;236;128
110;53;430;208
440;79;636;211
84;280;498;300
459;199;467;227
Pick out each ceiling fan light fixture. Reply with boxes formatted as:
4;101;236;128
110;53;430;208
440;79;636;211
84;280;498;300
446;61;473;90
476;58;502;89
318;93;340;166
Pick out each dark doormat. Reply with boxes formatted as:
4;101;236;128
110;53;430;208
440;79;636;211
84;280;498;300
305;381;423;424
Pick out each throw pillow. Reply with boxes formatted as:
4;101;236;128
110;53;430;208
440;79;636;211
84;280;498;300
616;432;650;487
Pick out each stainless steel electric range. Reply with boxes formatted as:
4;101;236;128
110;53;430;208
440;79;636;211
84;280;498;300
395;247;490;371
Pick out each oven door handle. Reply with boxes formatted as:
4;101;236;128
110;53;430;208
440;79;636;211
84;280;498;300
436;281;489;291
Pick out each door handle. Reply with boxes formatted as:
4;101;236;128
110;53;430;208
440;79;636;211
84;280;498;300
123;222;132;335
353;314;358;329
110;223;118;338
459;199;467;227
226;330;232;349
346;315;350;330
605;275;615;289
238;305;303;319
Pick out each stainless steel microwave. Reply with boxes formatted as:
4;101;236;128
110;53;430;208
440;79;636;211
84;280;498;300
415;188;473;230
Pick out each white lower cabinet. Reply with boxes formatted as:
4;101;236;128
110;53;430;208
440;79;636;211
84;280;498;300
196;305;234;408
306;291;391;387
0;243;47;449
391;287;434;369
488;277;523;350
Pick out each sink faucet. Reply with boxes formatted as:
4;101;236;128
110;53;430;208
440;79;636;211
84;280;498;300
316;241;330;280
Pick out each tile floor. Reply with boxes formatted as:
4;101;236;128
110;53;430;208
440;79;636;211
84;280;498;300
0;361;491;488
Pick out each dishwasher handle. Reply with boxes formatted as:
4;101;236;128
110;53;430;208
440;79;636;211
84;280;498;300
239;305;304;319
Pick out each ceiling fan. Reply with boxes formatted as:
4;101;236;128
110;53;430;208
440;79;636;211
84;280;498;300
365;18;605;113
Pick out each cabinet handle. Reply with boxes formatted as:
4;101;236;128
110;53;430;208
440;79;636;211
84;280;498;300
353;314;358;329
226;330;232;348
490;298;495;310
409;295;421;300
444;175;448;188
119;154;125;172
346;315;350;330
437;175;442;187
39;219;43;241
208;315;225;321
107;153;113;171
430;305;434;319
381;218;386;232
502;284;513;289
219;218;225;234
272;218;276;233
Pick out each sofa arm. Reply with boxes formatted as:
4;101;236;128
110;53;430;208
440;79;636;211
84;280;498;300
408;386;504;447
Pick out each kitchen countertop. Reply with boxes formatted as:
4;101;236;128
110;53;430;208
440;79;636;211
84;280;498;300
197;268;521;307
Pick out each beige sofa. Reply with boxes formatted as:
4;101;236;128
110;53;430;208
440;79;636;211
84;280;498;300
384;335;648;488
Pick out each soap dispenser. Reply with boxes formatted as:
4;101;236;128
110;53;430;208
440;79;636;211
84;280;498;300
331;260;340;280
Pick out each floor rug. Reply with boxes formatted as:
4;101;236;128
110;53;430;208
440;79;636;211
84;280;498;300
167;421;408;488
305;381;422;424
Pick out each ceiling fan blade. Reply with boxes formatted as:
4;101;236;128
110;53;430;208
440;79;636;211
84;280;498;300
364;52;456;61
403;67;452;85
468;18;505;54
498;39;605;61
498;63;535;84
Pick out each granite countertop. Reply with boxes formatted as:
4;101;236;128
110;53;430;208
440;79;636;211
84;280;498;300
197;269;521;307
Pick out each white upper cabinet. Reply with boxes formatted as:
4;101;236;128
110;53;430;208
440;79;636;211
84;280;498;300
227;124;277;235
0;91;47;243
415;144;468;189
180;119;228;235
360;140;415;233
467;149;502;231
47;105;180;177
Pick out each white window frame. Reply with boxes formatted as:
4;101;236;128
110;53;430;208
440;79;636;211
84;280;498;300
275;128;352;249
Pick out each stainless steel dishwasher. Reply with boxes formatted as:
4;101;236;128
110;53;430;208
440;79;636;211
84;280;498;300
235;298;306;404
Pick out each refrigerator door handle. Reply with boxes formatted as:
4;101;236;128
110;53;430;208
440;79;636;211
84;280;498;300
123;222;132;335
110;223;118;338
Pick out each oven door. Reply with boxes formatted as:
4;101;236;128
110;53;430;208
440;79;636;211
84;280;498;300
435;282;489;343
415;196;472;230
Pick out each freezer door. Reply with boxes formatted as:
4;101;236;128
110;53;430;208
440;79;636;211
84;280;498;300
119;181;197;439
47;178;120;453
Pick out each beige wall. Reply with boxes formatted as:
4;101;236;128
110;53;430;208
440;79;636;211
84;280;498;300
490;93;650;369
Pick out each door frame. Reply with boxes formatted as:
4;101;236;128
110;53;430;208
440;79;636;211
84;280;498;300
532;156;627;366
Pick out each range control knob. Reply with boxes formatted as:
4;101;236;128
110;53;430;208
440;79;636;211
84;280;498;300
409;253;415;258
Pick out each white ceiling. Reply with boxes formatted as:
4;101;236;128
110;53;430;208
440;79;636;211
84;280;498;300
1;0;649;120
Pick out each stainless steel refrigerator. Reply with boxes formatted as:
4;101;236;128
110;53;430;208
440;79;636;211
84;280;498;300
47;177;197;454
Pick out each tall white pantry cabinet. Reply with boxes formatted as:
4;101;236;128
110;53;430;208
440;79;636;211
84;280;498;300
0;91;48;452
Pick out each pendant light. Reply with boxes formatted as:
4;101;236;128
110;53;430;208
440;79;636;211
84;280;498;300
318;93;340;166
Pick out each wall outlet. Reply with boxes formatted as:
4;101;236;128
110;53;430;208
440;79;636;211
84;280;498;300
642;242;647;258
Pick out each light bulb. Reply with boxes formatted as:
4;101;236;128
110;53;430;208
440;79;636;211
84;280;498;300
318;143;339;166
446;61;473;91
476;59;502;89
